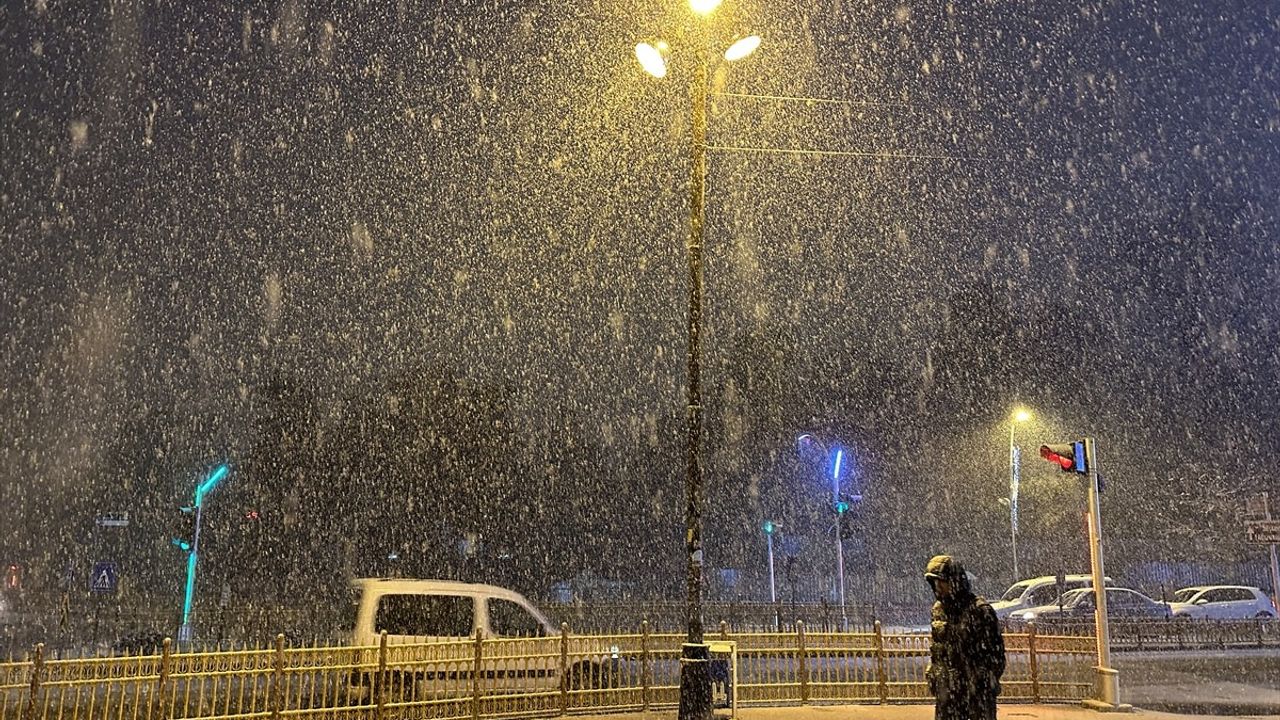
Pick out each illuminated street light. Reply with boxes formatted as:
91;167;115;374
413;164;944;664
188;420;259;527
723;35;761;62
178;463;230;642
688;0;722;16
1008;407;1032;580
633;11;762;720
635;42;668;78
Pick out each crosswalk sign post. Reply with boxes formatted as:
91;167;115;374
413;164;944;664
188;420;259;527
89;561;118;594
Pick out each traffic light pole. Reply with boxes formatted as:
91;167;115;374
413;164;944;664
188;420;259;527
179;504;204;642
1082;437;1122;709
178;464;229;643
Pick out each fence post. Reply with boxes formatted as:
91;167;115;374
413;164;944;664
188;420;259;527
156;637;172;720
471;629;483;720
1027;622;1040;703
640;621;651;711
559;623;569;716
873;620;888;704
796;620;809;704
271;633;285;720
376;630;388;720
719;620;728;641
24;643;43;720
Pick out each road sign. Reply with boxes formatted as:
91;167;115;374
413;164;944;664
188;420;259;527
1245;520;1280;545
96;512;130;528
89;561;118;594
1245;494;1268;519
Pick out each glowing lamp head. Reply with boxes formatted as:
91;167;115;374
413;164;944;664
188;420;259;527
689;0;722;15
634;42;668;78
1013;408;1032;423
724;35;761;61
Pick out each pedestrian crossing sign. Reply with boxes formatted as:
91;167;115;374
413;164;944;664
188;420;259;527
89;561;118;594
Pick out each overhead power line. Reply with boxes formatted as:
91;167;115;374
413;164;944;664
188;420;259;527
705;143;998;163
711;91;913;108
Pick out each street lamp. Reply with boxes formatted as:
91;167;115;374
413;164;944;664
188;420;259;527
1008;407;1032;580
796;434;853;630
634;6;761;719
178;463;230;642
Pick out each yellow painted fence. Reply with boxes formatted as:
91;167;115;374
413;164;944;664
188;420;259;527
0;621;1094;720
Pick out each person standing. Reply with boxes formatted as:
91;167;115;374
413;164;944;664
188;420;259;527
924;555;1005;720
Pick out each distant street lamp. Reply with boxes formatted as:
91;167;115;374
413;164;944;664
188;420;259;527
633;5;761;718
797;434;854;629
1008;408;1032;580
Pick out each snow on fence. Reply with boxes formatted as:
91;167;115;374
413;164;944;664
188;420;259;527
0;622;1096;720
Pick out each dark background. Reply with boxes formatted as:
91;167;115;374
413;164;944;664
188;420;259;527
1;0;1277;617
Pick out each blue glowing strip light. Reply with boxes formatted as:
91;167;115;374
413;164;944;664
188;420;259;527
195;464;229;508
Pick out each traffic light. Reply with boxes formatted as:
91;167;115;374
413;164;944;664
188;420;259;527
1039;442;1088;474
763;520;777;535
171;507;195;551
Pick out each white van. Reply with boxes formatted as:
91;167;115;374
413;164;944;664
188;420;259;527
991;574;1112;619
346;578;617;701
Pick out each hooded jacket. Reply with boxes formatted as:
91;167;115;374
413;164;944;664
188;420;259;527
925;555;1005;720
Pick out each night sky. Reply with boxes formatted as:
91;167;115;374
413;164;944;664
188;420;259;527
2;0;1278;600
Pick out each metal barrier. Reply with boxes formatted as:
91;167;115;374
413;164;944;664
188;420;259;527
1005;618;1280;651
0;622;1096;720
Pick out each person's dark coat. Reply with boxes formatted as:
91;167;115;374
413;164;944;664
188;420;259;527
925;555;1005;720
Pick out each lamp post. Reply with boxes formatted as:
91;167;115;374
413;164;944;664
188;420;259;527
178;464;229;642
1008;408;1031;580
763;521;779;603
634;6;760;718
797;435;852;630
764;520;781;630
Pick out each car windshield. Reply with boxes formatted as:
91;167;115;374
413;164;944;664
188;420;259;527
1172;589;1200;603
1060;589;1092;606
1001;581;1034;602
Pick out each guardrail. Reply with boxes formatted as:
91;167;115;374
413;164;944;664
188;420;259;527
1008;618;1280;651
0;621;1095;720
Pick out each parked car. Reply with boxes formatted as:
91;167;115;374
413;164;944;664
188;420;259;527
346;578;620;701
1018;586;1169;622
1168;585;1276;619
991;574;1111;620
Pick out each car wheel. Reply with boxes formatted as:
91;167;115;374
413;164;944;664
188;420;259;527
1255;611;1274;619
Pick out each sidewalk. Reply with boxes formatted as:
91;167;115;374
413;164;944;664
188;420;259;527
560;705;1280;720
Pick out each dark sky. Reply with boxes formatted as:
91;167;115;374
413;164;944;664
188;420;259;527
2;0;1278;582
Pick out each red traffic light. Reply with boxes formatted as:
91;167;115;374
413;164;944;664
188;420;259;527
1040;445;1074;470
1039;442;1088;474
3;564;20;590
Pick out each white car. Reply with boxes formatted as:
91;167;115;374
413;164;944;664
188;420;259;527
991;574;1110;620
1169;585;1276;620
346;578;620;701
1018;586;1170;622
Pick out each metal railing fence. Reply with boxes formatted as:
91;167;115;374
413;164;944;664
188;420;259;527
1;622;1095;720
